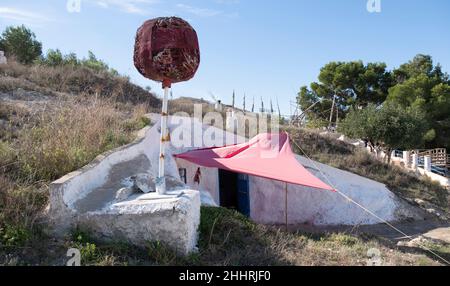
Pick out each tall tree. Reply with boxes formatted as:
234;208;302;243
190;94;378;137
0;25;42;64
339;103;428;163
386;54;450;149
298;61;392;122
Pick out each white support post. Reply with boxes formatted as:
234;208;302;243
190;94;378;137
403;151;410;167
411;154;418;170
424;155;432;172
0;51;7;65
156;85;170;195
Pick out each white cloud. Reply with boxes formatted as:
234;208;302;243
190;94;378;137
215;0;240;4
92;0;159;15
176;3;222;17
0;7;51;26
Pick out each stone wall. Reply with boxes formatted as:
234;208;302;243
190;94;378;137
47;119;201;254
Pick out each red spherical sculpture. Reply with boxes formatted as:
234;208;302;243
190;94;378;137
133;17;200;88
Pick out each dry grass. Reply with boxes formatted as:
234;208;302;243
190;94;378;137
0;175;47;249
0;60;160;108
37;207;442;266
190;207;442;266
1;98;149;182
0;96;152;256
169;96;219;117
0;60;157;263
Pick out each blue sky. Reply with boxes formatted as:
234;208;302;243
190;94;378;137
1;0;449;115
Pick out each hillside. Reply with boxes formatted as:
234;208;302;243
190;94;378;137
284;127;450;214
0;60;449;266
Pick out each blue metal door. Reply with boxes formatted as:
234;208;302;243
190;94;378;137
237;173;250;217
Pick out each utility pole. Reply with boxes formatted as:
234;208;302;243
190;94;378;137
329;95;336;130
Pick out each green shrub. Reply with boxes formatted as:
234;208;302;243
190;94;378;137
147;241;178;265
0;25;42;64
40;49;64;66
0;225;31;247
327;233;359;247
306;118;329;129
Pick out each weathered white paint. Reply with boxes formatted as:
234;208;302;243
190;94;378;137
225;109;235;133
424;156;432;172
166;113;244;207
48;113;426;251
0;51;6;65
412;154;418;170
403;151;411;167
156;86;170;194
48;118;201;254
172;116;423;226
176;159;220;205
249;156;422;226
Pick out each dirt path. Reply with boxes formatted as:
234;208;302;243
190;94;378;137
293;219;450;243
356;219;450;242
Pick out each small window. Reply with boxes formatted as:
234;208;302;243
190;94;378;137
179;168;187;184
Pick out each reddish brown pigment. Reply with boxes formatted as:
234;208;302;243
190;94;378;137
133;17;200;87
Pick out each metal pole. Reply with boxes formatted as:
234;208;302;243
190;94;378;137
156;82;170;195
329;95;335;129
336;104;339;129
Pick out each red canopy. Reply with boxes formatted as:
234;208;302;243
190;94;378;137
174;132;335;191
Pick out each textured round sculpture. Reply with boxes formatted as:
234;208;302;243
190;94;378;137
134;17;200;87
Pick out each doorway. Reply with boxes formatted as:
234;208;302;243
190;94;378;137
218;169;250;217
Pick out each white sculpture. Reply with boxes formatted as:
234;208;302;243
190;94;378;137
0;51;7;65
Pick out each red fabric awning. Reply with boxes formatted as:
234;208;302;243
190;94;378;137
174;132;335;191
